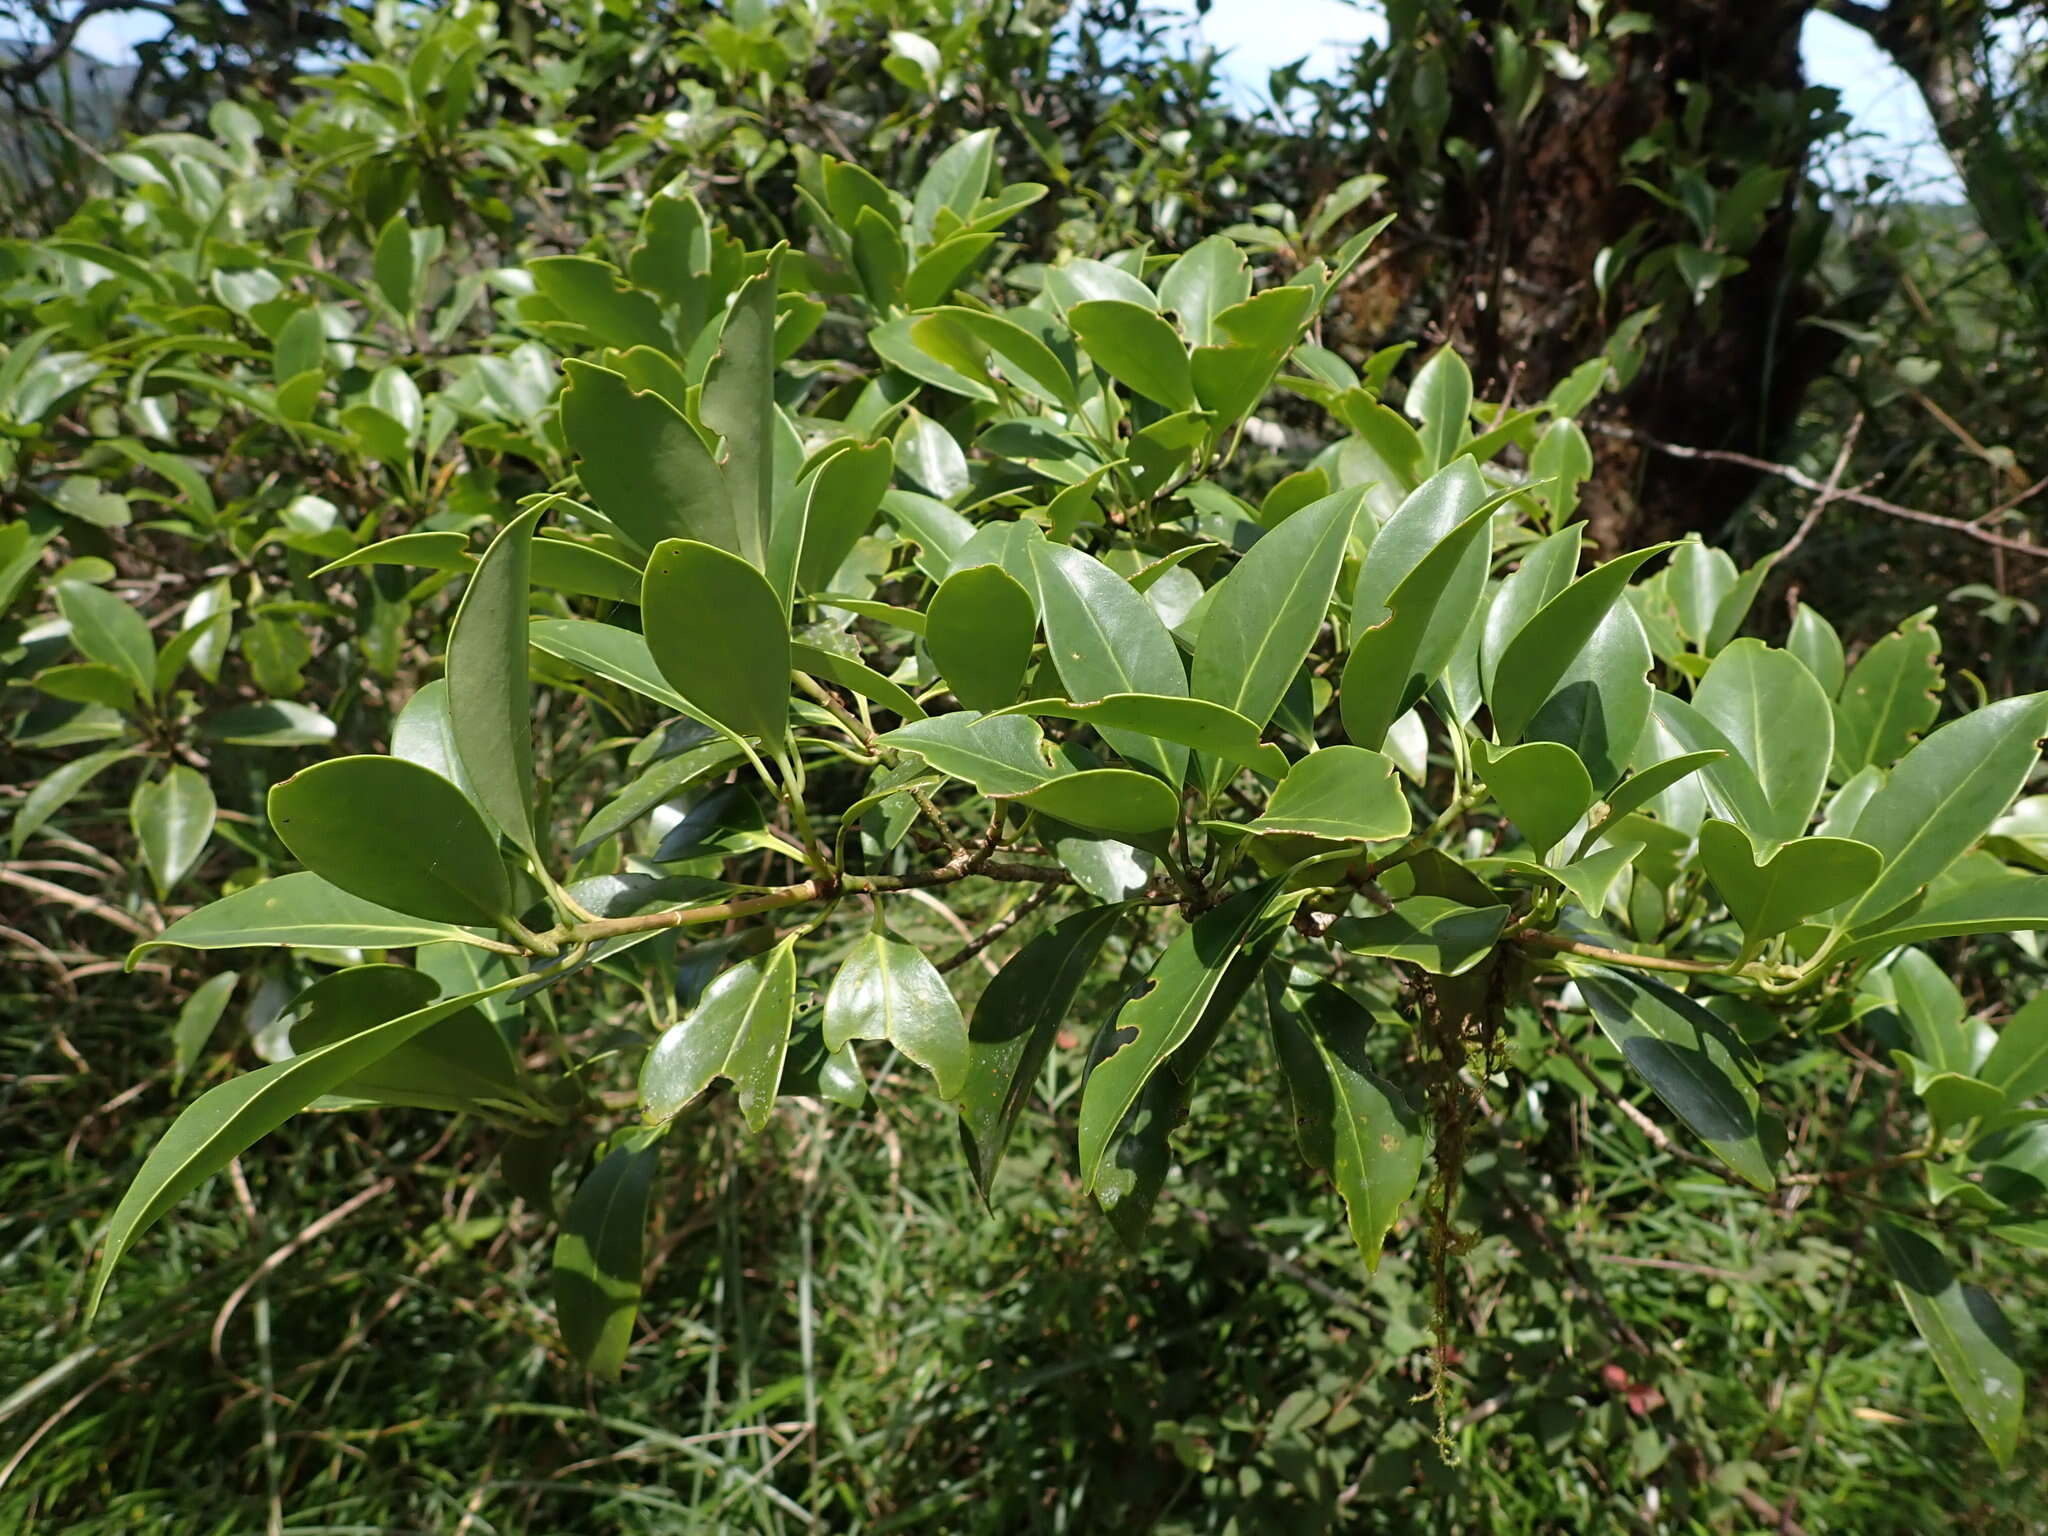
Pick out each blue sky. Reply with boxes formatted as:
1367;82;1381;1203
55;0;1964;199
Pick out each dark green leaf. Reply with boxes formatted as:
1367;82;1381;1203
447;506;542;863
57;581;154;702
1248;745;1409;843
554;1130;662;1379
957;905;1125;1198
1878;1224;2023;1468
561;360;736;556
1330;897;1509;976
928;564;1036;712
1008;768;1180;837
642;539;791;746
269;756;513;927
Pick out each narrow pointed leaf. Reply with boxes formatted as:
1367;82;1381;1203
1878;1224;2023;1469
554;1130;662;1379
560;360;735;555
1330;897;1509;976
447;505;542;862
132;872;510;960
1029;540;1188;783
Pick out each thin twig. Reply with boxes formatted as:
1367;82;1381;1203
1595;422;2048;558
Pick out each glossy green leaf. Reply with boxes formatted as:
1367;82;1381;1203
1159;235;1252;347
171;970;237;1087
1698;820;1881;945
1693;640;1833;845
1479;525;1583;698
1474;740;1594;857
1489;544;1672;748
640;934;798;1132
823;924;968;1096
1788;603;1845;697
57;580;154;702
795;439;894;594
1576;968;1775;1190
130;765;216;899
561;360;734;556
790;640;926;722
287;965;529;1114
700;263;780;569
642;539;791;745
1265;976;1423;1271
879;711;1050;794
132;872;507;961
447;505;542;862
1980;993;2048;1103
1068;299;1194;409
11;746;137;856
1004;694;1290;781
269;756;513;927
957;905;1125;1198
912;129;997;244
1029;540;1188;783
1599;751;1726;829
1843;692;2048;928
1407;346;1472;473
1008;768;1180;838
1079;883;1292;1192
1878;1224;2023;1469
87;980;508;1318
1247;746;1409;843
554;1130;662;1379
1330;897;1509;976
1191;487;1358;738
928;563;1036;712
1339;497;1495;749
1837;874;2048;961
1644;693;1778;840
1833;609;1942;779
529;618;689;714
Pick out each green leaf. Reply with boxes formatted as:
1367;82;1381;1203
1191;488;1358;742
1698;820;1881;945
1068;299;1195;410
1693;640;1832;845
200;700;336;748
1576;968;1775;1190
1877;1224;2024;1469
1029;541;1188;784
1078;883;1290;1192
1479;525;1583;699
700;262;780;570
57;581;154;702
269;756;513;927
1004;694;1290;781
554;1130;662;1379
879;711;1050;795
1474;740;1594;858
447;506;542;863
10;746;137;856
642;539;791;746
1833;609;1942;779
1265;976;1423;1271
560;360;736;557
1980;993;2048;1103
1516;602;1655;795
928;564;1036;712
1407;346;1472;473
1598;751;1726;831
528;618;689;715
795;440;894;594
1340;495;1496;749
823;924;968;1096
372;214;418;319
957;905;1125;1198
171;970;237;1087
130;765;216;899
1643;693;1777;839
790;641;926;723
1842;692;2048;928
87;980;509;1318
1247;746;1409;842
1009;768;1180;838
1159;235;1251;347
287;965;529;1114
1788;603;1845;696
134;873;508;961
1667;541;1735;646
1330;897;1509;976
37;661;139;711
640;934;798;1132
1489;544;1672;748
1837;874;2048;960
912;129;998;245
1887;947;1971;1073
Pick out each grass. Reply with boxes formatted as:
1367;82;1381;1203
4;945;2047;1534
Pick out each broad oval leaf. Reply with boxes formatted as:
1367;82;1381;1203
1474;739;1594;858
1698;820;1881;946
1008;768;1180;838
927;563;1036;712
1693;640;1832;845
642;539;792;746
56;580;155;702
1029;540;1188;783
1067;299;1194;409
269;756;513;927
822;925;968;1096
130;765;216;899
1832;608;1942;779
878;711;1050;794
1247;746;1409;843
